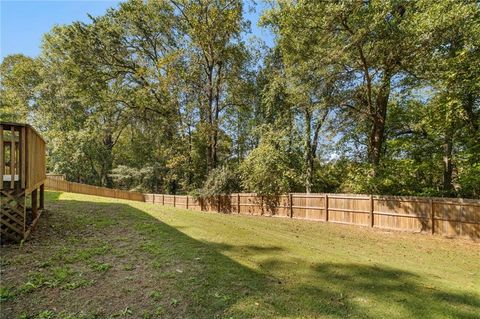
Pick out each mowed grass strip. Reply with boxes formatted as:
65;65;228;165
1;191;479;319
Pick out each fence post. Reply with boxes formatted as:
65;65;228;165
325;194;329;222
237;193;240;214
289;193;293;218
162;194;165;206
370;195;374;227
261;195;264;215
173;195;176;207
430;199;435;234
186;196;189;209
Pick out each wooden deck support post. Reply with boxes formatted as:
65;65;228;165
39;184;44;210
31;189;38;220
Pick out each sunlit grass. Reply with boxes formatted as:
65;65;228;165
1;191;478;318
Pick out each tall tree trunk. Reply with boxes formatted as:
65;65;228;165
304;109;313;193
442;124;454;195
369;113;385;173
102;131;114;188
206;65;214;174
368;73;391;176
212;87;220;170
211;63;223;171
462;93;479;134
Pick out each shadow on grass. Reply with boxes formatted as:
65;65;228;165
2;191;478;318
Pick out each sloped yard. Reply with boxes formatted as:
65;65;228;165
1;192;479;319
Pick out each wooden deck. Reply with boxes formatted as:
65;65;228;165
1;122;46;243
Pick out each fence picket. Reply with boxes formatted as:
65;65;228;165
44;177;480;239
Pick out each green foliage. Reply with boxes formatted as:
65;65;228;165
240;128;301;195
0;286;14;302
197;166;241;197
457;163;480;198
1;0;479;198
110;165;159;193
0;54;40;122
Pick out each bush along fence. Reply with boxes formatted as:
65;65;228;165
44;178;480;239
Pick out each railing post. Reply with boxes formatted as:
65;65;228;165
289;193;293;218
430;199;435;234
173;195;176;207
162;194;164;206
325;194;329;222
10;126;15;189
20;126;26;189
370;195;374;227
186;196;189;209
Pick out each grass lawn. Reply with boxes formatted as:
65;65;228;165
1;192;479;319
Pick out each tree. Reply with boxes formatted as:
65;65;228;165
408;0;480;195
240;128;302;195
172;0;251;173
0;55;41;122
265;1;417;176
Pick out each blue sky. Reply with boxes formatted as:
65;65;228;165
1;0;274;61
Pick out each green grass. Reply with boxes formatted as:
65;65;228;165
1;191;479;319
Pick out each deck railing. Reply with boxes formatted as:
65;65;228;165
0;123;46;191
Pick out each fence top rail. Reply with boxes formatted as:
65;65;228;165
52;183;480;206
283;193;480;204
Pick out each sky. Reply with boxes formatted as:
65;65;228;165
0;0;274;61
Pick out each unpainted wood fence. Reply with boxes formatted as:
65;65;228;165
145;193;480;239
46;173;66;181
44;178;480;239
45;178;144;202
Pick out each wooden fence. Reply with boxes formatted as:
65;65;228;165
46;174;66;181
45;178;144;202
144;193;480;239
44;177;480;239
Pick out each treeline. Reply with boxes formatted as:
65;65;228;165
1;0;479;198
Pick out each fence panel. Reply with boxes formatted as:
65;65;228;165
291;194;326;220
45;178;144;202
327;195;370;226
433;199;480;238
374;196;431;232
44;177;480;239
